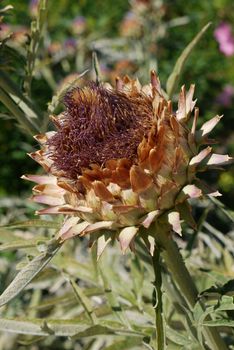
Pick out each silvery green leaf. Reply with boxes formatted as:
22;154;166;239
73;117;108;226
202;319;234;327
1;219;60;230
69;278;98;324
72;324;145;340
0;317;90;336
0;239;45;252
100;337;144;350
0;239;61;307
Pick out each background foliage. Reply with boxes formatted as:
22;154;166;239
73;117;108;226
0;0;233;349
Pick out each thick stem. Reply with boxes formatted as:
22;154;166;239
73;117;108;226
152;246;165;350
153;223;228;350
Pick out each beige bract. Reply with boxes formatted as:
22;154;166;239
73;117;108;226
23;72;232;257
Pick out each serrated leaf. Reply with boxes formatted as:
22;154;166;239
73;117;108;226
215;295;234;312
103;337;144;350
28;293;75;311
99;262;130;327
203;222;234;254
193;294;234;345
52;255;95;283
0;317;90;336
17;335;45;346
0;66;40;120
165;326;192;346
202;319;234;327
0;229;25;243
72;325;117;339
69;278;98;324
130;255;144;302
72;324;144;340
28;287;104;311
0;87;40;135
1;219;60;230
208;196;234;222
0;239;61;307
223;250;234;273
166;22;211;98
24;0;48;100
0;239;45;252
17;336;46;346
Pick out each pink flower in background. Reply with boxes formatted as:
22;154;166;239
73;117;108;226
11;26;29;45
47;41;62;56
0;24;28;45
29;0;39;17
120;11;141;37
63;38;77;55
216;85;234;107
214;22;234;56
0;24;11;41
71;16;87;35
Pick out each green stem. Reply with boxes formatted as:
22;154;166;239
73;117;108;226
153;223;228;350
152;245;165;350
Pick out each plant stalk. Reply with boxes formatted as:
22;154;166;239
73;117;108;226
153;223;228;350
151;245;165;350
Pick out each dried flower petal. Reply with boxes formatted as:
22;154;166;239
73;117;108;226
207;154;232;165
168;211;182;236
97;235;112;259
119;226;138;253
190;147;212;166
200;115;223;136
183;184;202;198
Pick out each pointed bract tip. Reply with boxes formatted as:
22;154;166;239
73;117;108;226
119;226;138;254
115;76;123;90
168;211;182;236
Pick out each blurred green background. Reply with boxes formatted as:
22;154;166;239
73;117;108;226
0;0;233;205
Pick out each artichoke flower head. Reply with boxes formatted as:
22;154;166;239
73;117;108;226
23;72;232;257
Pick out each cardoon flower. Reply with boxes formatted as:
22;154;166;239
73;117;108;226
23;72;232;257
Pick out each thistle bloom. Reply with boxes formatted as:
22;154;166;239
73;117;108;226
23;73;232;256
